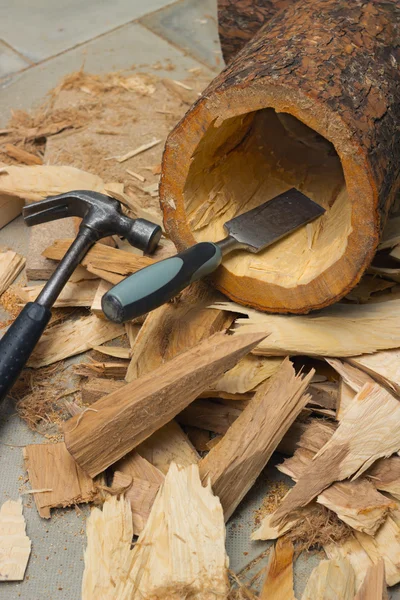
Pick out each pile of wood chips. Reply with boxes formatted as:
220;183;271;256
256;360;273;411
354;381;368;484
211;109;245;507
1;69;400;599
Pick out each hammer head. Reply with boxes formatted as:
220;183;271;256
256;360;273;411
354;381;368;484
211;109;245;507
23;190;162;254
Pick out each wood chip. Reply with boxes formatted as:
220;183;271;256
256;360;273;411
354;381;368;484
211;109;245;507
90;279;111;316
355;517;400;586
110;139;161;163
0;165;104;201
3;144;43;165
260;537;295;600
93;345;131;360
301;558;355;600
325;535;373;591
136;421;199;474
278;437;394;535
354;560;387;600
23;443;97;518
82;464;228;599
0;250;25;295
270;382;400;527
199;359;313;520
64;330;266;477
126;282;234;382
27;314;123;368
112;452;164;535
17;279;99;307
43;238;156;277
0;194;24;230
126;169;145;182
0;499;31;581
214;300;400;357
348;349;400;395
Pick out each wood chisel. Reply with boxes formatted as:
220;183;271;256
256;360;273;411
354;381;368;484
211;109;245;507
101;188;325;323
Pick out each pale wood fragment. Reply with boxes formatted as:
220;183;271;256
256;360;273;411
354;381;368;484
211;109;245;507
0;249;25;295
93;345;130;359
43;239;156;277
260;537;295;600
325;535;373;591
4;144;43;165
301;558;355;600
354;560;387;600
199;359;313;520
368;456;400;500
0;499;31;581
75;361;128;380
327;358;373;392
112;472;160;536
271;383;400;527
308;381;338;410
0;194;24;230
0;165;104;201
112;452;164;536
82;464;229;600
348;349;400;395
64;330;266;477
23;442;97;518
214;300;400;356
90;279;111;316
136;421;199;474
81;378;125;403
355;517;400;586
17;279;99;307
112;138;161;163
176;399;242;434
210;354;283;394
261;419;392;536
28;314;123;368
126;282;234;382
338;380;356;421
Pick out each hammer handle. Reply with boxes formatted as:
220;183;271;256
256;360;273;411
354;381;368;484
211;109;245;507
0;303;51;403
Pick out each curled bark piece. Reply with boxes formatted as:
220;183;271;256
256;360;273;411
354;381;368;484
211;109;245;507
161;0;400;314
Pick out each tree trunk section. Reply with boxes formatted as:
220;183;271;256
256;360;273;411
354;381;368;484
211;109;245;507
161;0;400;314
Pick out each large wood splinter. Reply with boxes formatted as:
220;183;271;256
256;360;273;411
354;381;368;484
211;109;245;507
161;0;400;313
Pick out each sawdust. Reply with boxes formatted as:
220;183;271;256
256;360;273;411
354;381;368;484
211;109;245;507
10;363;81;434
286;504;352;554
253;480;351;553
253;481;290;526
0;287;22;324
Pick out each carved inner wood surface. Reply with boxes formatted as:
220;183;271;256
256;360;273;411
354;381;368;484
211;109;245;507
184;108;351;288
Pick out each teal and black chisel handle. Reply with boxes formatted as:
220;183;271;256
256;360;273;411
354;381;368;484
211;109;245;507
102;241;226;324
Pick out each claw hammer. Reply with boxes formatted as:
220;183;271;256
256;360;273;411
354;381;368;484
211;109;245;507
0;190;162;402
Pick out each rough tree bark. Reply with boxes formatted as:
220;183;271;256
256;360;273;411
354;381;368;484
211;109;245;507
218;0;297;64
161;0;400;314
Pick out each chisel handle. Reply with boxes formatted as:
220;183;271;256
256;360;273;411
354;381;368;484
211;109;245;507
102;242;222;323
0;302;51;402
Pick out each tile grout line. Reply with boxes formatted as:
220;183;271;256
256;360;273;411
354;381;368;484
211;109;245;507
0;37;35;66
0;0;186;85
137;19;220;72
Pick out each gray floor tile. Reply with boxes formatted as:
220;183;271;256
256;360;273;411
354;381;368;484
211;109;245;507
0;40;30;79
0;22;212;126
0;0;178;63
142;0;224;70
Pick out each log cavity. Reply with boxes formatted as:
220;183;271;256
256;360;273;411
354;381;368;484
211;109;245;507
184;109;352;288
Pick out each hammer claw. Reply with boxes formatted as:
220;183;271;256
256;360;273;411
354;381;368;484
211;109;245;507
23;202;70;226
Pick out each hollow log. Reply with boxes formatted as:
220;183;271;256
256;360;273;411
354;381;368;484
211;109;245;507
161;0;400;314
217;0;297;64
